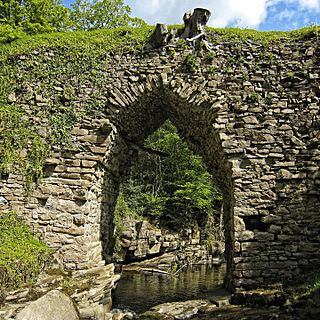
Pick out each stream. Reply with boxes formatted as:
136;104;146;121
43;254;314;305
112;263;226;314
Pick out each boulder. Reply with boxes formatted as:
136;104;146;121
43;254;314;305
15;290;79;320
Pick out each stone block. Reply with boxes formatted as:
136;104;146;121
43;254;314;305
254;232;274;241
16;290;79;320
268;225;282;234
82;160;97;168
148;243;161;255
71;127;89;135
236;231;255;241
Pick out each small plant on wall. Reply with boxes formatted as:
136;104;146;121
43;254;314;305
250;91;261;102
183;53;199;73
205;50;216;64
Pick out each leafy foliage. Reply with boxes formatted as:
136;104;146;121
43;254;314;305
0;0;70;34
113;191;135;257
119;120;222;231
0;23;24;44
0;0;145;36
0;26;152;188
183;53;199;73
0;105;47;191
0;211;51;289
70;0;145;31
291;270;320;300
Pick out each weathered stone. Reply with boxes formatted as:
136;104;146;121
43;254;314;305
242;116;259;124
140;300;214;320
1;30;319;311
254;232;274;241
71;127;89;136
82;160;96;168
15;290;79;320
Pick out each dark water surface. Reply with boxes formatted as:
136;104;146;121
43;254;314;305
113;263;226;313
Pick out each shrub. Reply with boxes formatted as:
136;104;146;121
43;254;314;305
0;211;51;289
183;53;198;73
0;24;24;44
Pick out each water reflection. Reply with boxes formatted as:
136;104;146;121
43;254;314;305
113;263;226;313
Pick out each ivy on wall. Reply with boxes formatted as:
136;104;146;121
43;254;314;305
0;26;152;190
0;25;318;191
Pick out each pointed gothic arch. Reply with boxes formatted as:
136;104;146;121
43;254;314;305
94;77;236;289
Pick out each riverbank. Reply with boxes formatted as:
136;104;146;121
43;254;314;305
1;268;319;319
112;265;320;320
134;287;320;320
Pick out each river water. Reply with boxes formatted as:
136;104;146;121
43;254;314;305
112;263;226;313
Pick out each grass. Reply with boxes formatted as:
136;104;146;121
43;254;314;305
0;211;52;289
207;25;320;43
0;26;153;57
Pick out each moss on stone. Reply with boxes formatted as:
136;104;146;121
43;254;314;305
0;25;318;189
0;26;153;188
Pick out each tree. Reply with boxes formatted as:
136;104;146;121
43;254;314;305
0;0;145;36
23;0;71;33
119;120;222;231
70;0;145;31
0;0;70;33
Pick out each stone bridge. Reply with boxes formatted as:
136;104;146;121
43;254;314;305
1;29;319;315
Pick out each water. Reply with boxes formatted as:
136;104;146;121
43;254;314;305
112;263;226;313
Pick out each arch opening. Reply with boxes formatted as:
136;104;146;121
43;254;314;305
99;85;235;290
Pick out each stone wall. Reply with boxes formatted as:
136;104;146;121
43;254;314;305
113;218;223;266
0;30;319;315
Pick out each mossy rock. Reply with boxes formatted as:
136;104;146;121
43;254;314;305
139;311;172;320
230;289;286;307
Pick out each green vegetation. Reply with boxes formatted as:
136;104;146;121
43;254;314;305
0;0;71;34
292;272;320;300
0;26;152;188
0;211;51;289
207;25;320;44
113;191;137;257
70;0;145;30
183;53;199;73
0;0;144;35
250;91;261;103
0;105;46;190
116;120;222;231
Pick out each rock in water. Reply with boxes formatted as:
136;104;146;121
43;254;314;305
16;290;79;320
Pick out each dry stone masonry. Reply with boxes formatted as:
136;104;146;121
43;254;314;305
114;217;223;266
0;27;319;317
